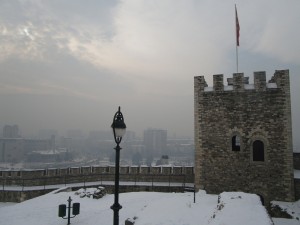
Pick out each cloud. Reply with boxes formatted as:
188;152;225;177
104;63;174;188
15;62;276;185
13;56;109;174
103;0;231;76
257;7;300;64
237;1;300;65
0;83;33;95
1;0;299;74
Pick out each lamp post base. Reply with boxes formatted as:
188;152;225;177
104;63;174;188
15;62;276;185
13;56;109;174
111;203;122;225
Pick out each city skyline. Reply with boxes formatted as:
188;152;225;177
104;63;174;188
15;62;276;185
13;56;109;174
0;124;190;140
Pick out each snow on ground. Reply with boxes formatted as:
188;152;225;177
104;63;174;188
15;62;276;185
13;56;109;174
0;202;16;208
272;199;300;225
208;192;272;225
0;188;274;225
273;218;300;225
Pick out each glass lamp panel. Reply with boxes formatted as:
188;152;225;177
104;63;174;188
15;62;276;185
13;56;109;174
115;128;126;138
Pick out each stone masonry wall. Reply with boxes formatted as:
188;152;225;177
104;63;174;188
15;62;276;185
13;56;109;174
0;166;194;187
194;70;295;204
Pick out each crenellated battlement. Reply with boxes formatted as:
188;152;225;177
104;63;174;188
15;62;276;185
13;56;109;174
195;69;290;93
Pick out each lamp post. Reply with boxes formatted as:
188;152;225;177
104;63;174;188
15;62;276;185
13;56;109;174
111;106;126;225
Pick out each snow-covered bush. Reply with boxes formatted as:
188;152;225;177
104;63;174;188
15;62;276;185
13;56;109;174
74;186;106;199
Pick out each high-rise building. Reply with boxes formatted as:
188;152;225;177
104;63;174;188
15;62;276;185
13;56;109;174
3;125;19;138
143;129;167;161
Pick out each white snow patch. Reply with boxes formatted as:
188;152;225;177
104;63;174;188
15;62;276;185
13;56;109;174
0;202;17;208
272;200;300;219
244;84;255;90
267;83;278;88
273;218;300;225
0;190;274;225
224;86;233;91
208;192;273;225
204;87;213;92
272;199;300;225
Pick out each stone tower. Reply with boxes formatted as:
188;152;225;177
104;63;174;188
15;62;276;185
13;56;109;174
194;70;294;204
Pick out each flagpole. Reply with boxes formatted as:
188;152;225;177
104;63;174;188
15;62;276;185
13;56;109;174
236;41;238;73
235;4;240;73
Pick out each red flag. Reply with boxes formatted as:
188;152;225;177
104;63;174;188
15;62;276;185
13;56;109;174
235;5;240;46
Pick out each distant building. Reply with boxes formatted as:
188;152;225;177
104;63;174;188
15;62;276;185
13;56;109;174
144;129;167;161
3;125;20;138
0;138;52;163
26;148;70;163
156;155;169;165
0;138;24;163
38;129;58;139
194;70;294;204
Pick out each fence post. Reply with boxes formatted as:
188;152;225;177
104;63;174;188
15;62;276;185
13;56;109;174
194;184;196;203
152;174;154;190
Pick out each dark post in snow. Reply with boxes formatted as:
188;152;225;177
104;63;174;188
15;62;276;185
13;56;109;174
58;196;80;225
111;106;126;225
184;185;196;204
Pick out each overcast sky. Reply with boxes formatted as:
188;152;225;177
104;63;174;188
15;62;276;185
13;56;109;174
0;0;299;146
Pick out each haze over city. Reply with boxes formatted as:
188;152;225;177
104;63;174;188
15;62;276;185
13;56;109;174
0;0;299;148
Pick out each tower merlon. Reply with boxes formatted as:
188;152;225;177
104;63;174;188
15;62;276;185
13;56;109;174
254;71;266;91
194;76;208;91
194;70;290;93
270;69;290;91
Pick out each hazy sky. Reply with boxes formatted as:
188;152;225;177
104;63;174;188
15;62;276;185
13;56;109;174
0;0;299;146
